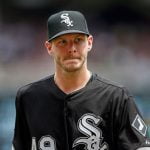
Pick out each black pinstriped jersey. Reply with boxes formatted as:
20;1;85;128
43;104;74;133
13;73;150;150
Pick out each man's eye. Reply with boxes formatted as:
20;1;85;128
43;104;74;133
75;38;83;43
59;40;67;45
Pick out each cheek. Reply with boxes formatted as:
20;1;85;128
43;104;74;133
53;50;64;61
80;47;89;55
51;46;61;56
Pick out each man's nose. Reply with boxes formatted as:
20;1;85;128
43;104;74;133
68;41;77;53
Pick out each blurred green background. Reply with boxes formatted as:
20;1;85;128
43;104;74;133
0;0;150;149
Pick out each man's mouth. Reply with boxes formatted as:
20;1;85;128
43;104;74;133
64;57;80;60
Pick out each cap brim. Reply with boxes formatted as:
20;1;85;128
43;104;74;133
48;30;90;41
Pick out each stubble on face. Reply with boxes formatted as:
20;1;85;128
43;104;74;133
55;54;87;73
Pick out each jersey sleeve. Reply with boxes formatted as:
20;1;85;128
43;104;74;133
12;88;31;150
115;88;150;150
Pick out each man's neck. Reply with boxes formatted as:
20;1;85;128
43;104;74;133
54;69;91;94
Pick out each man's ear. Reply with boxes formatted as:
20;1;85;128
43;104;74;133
87;35;93;51
45;41;53;55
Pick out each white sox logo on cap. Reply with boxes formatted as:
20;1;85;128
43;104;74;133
60;13;73;27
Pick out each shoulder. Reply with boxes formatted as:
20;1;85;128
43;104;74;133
136;148;150;150
16;75;54;98
91;73;133;99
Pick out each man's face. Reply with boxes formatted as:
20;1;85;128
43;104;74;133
46;33;93;72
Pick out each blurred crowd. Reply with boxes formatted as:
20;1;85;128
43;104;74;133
0;19;150;96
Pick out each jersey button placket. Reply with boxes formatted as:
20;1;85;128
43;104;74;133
64;97;70;150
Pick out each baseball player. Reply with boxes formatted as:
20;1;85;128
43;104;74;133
12;10;150;150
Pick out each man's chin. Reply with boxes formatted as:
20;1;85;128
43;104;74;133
64;67;81;72
63;64;83;72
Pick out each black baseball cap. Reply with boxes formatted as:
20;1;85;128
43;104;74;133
47;10;90;41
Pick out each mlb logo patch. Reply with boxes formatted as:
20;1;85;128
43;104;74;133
132;114;147;137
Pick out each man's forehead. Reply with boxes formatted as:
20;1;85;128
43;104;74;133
53;33;87;40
